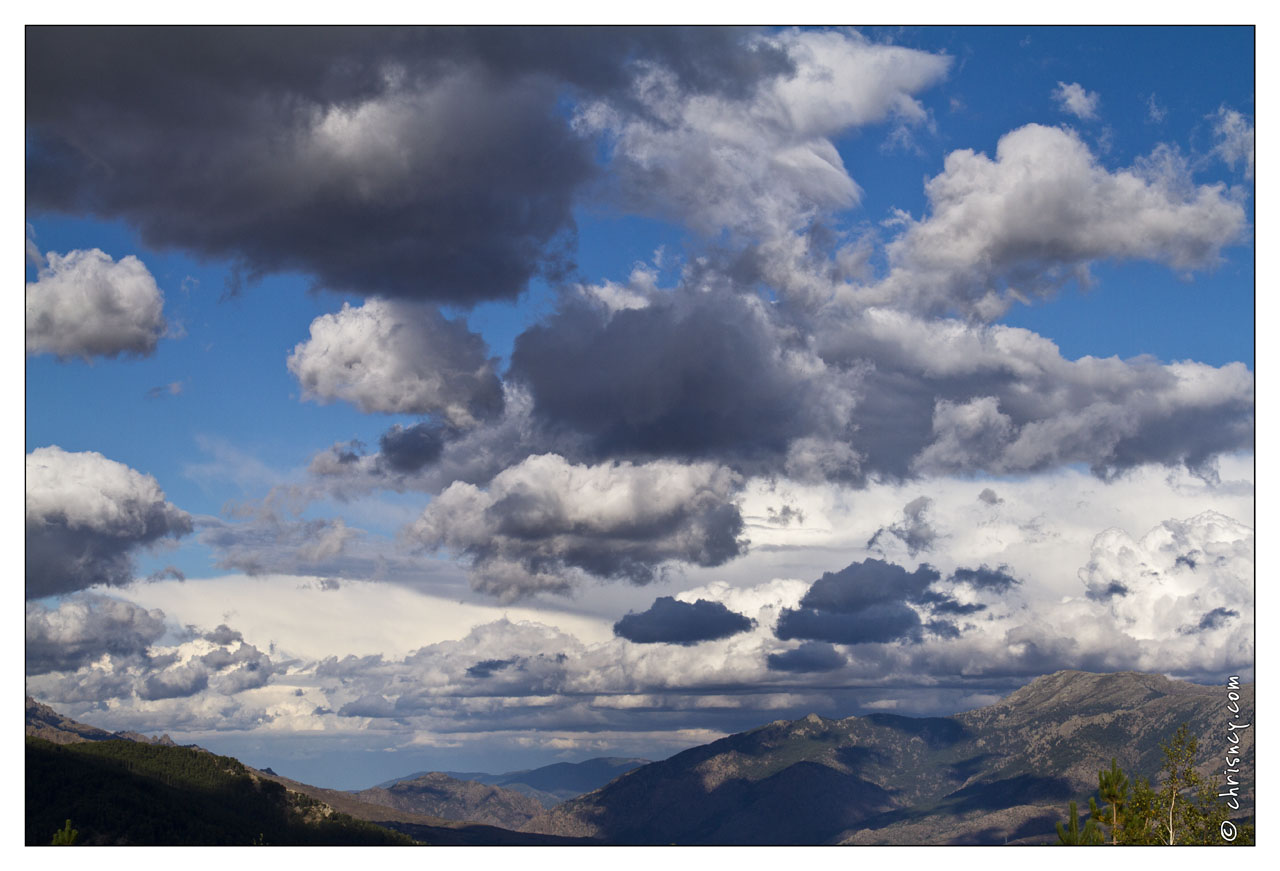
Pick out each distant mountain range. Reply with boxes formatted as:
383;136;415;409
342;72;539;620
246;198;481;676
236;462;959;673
26;670;1254;845
374;757;650;807
520;670;1255;844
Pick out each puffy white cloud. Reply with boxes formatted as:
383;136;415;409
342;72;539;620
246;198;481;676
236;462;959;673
288;298;503;427
406;453;747;599
873;124;1247;317
26;447;193;598
1210;105;1254;180
26;246;166;359
1051;81;1100;120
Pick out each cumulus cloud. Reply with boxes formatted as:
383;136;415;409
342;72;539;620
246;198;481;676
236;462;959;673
1051;81;1100;120
614;596;755;645
817;308;1253;481
580;28;949;240
25;27;802;304
26;594;167;674
26;447;193;598
1077;510;1253;650
287;298;503;426
26;246;166;359
1210;105;1254;180
874;124;1247;317
510;287;857;476
405;453;747;598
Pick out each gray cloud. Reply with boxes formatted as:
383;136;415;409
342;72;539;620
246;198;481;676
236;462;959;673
26;594;167;674
613;596;755;646
873;124;1248;318
867;496;938;556
773;558;1005;647
405;453;746;599
26;27;797;305
26;447;193;598
26;246;166;360
766;641;847;673
509;288;856;476
1210;106;1254;180
287;299;503;426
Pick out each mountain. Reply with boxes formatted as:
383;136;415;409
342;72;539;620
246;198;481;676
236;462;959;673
25;699;594;846
351;772;548;829
522;670;1255;845
26;736;414;845
25;696;184;747
378;757;651;807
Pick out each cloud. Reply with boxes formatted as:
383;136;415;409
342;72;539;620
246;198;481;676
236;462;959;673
26;447;193;598
613;596;755;645
1210;106;1254;180
867;496;938;556
25;27;800;305
405;453;747;599
874;124;1247;317
1076;509;1253;648
1051;81;1100;120
580;28;948;240
26;594;167;674
287;298;503;426
775;558;941;645
817;307;1253;481
26;246;166;359
509;287;856;477
766;641;847;673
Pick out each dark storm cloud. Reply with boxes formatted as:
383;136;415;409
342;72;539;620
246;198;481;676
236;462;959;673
204;624;243;645
977;487;1002;505
777;600;924;645
508;289;853;473
379;423;452;473
867;496;937;556
775;558;1000;646
140;664;210;700
26;27;788;305
949;564;1020;592
613;596;755;646
26;447;194;599
766;641;847;673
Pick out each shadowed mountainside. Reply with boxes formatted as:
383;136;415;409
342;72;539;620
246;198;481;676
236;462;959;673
377;757;651;808
522;670;1254;845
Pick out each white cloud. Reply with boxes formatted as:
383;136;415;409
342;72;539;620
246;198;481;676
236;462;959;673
26;447;193;598
871;124;1248;316
1051;81;1100;120
26;246;166;359
1210;105;1254;180
287;298;503;427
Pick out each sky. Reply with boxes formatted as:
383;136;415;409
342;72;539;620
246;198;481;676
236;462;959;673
22;24;1257;790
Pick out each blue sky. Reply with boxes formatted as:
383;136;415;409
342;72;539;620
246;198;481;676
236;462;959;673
24;25;1255;787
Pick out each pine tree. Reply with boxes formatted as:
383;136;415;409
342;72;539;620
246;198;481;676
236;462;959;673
1090;757;1129;844
1056;800;1103;845
52;818;78;846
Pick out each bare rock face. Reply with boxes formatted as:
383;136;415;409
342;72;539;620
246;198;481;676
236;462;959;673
521;670;1254;845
